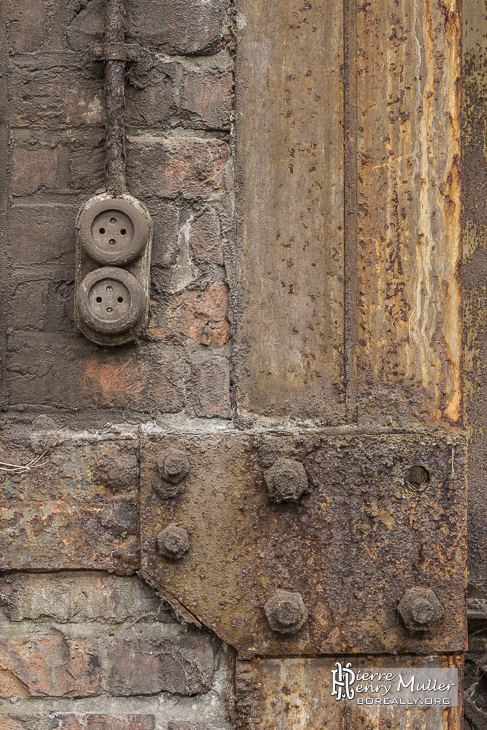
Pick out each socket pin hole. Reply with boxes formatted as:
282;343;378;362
110;218;117;224
107;307;113;313
120;229;127;235
96;296;102;303
99;228;105;234
117;297;124;303
109;239;116;246
106;286;113;292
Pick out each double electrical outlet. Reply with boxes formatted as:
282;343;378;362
75;193;153;346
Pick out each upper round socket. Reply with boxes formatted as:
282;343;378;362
77;267;145;335
78;197;150;266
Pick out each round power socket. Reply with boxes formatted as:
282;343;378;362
78;197;150;266
77;267;145;335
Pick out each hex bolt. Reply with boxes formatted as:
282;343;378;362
264;458;309;503
157;525;190;560
264;590;308;633
154;448;190;500
159;448;190;484
397;588;443;632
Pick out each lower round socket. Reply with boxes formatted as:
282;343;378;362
77;267;145;336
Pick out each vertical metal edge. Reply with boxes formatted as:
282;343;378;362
344;0;358;422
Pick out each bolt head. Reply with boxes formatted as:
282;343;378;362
158;448;190;485
264;458;309;503
157;525;190;560
264;590;308;633
397;588;443;632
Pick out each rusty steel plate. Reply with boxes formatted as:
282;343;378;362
234;655;463;730
140;431;467;657
0;434;139;573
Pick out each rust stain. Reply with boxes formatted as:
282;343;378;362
140;431;467;658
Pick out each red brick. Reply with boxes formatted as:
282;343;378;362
127;138;228;200
8;0;48;53
2;573;167;624
126;59;177;128
126;0;228;55
0;718;32;730
9;205;76;265
109;637;214;696
51;716;155;730
0;635;101;698
82;347;188;412
7;332;188;413
10;67;104;129
189;209;224;266
11;147;58;195
149;283;229;347
189;357;231;418
181;72;232;130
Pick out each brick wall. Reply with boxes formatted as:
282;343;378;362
2;0;234;419
1;0;235;726
0;573;232;729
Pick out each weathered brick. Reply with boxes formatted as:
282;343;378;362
67;0;227;56
189;357;231;418
189;209;224;266
8;205;76;265
11;146;58;195
8;0;48;53
0;718;32;730
181;72;232;130
126;0;228;55
8;332;88;408
51;716;155;730
1;573;168;623
0;635;101;698
126;58;177;128
7;333;188;413
82;346;188;412
151;202;179;267
149;283;229;347
10;62;104;129
127;138;229;200
109;636;214;696
10;275;74;333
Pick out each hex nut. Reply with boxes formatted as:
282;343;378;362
77;267;145;335
78;195;150;266
157;525;190;560
397;588;444;632
158;448;190;484
264;458;309;503
264;590;308;634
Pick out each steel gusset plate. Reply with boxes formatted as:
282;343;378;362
140;431;467;657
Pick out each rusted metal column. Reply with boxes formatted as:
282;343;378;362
104;0;126;194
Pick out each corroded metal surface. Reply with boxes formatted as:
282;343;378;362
234;655;463;730
0;435;139;572
140;431;467;657
356;0;462;425
234;0;345;421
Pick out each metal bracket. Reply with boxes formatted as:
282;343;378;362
139;430;467;658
